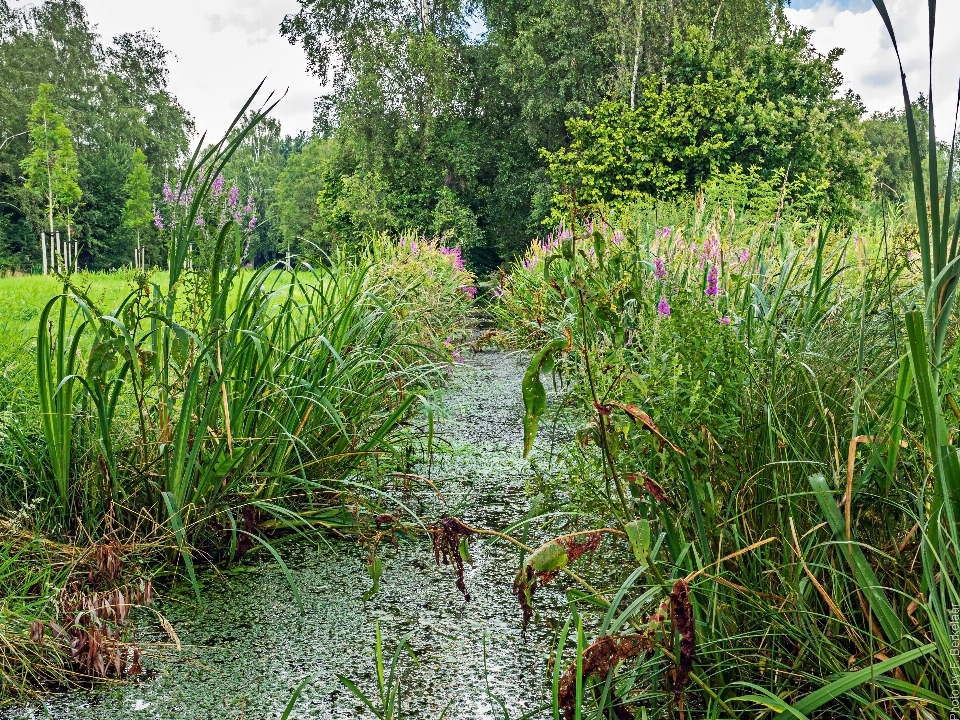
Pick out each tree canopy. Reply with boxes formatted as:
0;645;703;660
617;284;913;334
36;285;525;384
0;0;192;269
543;27;870;217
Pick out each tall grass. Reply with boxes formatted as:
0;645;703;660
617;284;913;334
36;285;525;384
0;88;474;583
491;175;956;716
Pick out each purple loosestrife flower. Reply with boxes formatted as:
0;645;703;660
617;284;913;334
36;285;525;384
410;239;419;254
653;257;667;280
212;175;225;198
702;230;720;262
228;186;239;208
657;296;671;317
461;285;477;299
612;230;625;245
656;226;672;240
162;182;174;203
736;248;751;265
706;264;719;296
248;216;258;229
153;207;164;230
719;316;731;325
439;246;465;271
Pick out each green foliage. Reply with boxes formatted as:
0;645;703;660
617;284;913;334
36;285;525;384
271;137;331;255
77;139;136;270
1;102;475;568
492;186;958;715
863;99;930;201
280;0;787;263
20;83;81;234
0;1;192;271
543;27;871;218
121;148;152;235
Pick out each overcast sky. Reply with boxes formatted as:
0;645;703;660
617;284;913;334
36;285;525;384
785;0;960;126
12;1;960;141
14;0;323;139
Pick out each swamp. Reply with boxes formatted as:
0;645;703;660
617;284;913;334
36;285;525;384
0;0;958;718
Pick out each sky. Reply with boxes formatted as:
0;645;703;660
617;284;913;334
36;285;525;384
784;0;960;128
14;0;323;140
11;1;960;140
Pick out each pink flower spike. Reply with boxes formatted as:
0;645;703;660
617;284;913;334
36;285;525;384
653;257;667;280
706;264;719;296
719;316;731;325
657;296;671;317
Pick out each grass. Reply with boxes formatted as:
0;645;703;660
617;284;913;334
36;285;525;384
0;94;476;701
489;187;958;717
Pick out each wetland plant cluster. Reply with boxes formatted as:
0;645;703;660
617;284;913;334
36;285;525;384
482;12;960;709
0;98;475;702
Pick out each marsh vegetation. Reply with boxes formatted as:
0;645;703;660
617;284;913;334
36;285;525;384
0;0;958;718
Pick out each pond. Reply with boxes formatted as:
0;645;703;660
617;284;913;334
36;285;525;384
8;352;572;720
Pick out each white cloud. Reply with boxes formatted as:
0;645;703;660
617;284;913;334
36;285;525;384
786;0;960;132
12;0;324;139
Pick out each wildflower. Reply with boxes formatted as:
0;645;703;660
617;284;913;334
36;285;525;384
612;230;625;245
194;214;205;227
162;182;174;204
656;226;672;240
439;246;465;271
706;264;719;296
736;248;751;265
212;175;225;198
719;316;731;325
228;186;239;208
411;239;419;254
653;257;667;280
152;206;164;230
657;296;671;317
248;216;258;229
701;227;720;261
461;285;477;299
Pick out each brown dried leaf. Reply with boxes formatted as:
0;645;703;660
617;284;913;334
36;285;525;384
670;579;696;702
612;402;685;455
558;634;653;720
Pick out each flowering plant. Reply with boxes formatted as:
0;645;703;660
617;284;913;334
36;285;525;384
153;169;259;265
366;232;476;365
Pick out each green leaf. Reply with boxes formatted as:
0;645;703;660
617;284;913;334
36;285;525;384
522;336;568;457
363;554;383;602
625;519;651;563
786;644;936;716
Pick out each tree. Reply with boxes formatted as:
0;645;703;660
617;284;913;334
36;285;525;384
272;137;332;256
542;27;870;217
281;0;785;265
20;83;81;240
122;148;152;265
0;1;192;270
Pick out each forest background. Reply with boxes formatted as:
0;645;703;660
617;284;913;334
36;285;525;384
0;0;942;273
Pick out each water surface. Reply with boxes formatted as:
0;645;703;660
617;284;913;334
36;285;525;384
10;352;570;720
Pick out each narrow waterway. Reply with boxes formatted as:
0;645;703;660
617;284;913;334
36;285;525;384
11;351;571;720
